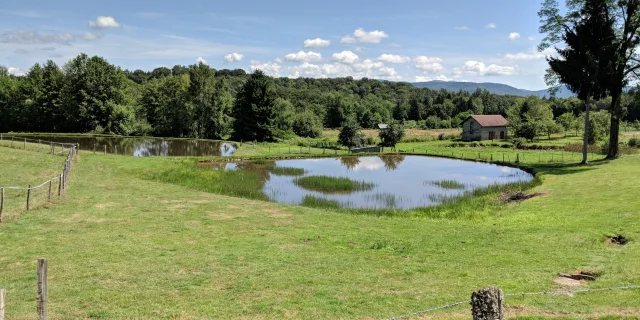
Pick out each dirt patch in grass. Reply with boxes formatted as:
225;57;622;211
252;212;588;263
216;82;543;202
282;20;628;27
554;276;583;287
558;270;601;282
608;234;629;245
499;191;546;203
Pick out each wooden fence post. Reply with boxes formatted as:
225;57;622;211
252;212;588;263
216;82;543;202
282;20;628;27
37;259;48;320
48;180;52;201
0;287;5;320
58;174;62;197
26;185;31;211
0;188;4;223
471;287;504;320
24;138;26;149
104;145;107;155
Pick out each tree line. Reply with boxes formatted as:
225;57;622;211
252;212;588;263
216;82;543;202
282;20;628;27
1;53;639;143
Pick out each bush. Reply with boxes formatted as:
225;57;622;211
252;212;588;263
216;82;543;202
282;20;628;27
515;123;537;141
379;122;405;148
628;137;639;148
292;111;323;138
511;137;527;149
338;118;365;148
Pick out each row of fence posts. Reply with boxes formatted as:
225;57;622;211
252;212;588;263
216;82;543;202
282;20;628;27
0;258;48;320
0;135;71;155
0;141;78;223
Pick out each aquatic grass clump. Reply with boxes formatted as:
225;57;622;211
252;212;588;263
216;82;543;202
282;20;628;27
293;175;375;193
301;195;342;209
269;166;306;176
428;180;466;190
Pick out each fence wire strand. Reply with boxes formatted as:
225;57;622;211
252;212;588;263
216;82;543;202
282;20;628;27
386;285;640;320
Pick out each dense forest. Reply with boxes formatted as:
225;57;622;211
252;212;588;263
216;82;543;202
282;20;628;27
1;54;640;142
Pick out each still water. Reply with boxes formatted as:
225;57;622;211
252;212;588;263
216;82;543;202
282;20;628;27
16;135;236;157
220;155;533;210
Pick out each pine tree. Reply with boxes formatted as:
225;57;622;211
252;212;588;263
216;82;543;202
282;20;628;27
232;70;278;142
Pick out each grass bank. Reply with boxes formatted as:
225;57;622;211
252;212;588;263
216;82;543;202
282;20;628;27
0;145;639;319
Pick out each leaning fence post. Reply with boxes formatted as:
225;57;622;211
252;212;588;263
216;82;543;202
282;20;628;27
37;258;48;320
0;287;5;320
471;287;504;320
26;185;31;210
0;188;4;223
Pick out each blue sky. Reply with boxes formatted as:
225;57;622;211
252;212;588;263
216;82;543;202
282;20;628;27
0;0;557;90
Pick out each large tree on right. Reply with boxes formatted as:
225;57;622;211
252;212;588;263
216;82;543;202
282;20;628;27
539;0;640;160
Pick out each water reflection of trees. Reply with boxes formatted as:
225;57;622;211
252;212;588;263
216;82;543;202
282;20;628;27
379;155;405;171
340;157;361;170
24;136;236;157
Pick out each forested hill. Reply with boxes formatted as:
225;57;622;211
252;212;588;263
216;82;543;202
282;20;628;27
412;81;575;98
1;54;639;140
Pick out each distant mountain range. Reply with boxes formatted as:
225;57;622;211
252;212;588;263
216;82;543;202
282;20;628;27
412;81;576;98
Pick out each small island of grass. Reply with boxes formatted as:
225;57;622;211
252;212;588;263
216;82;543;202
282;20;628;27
294;175;375;193
429;180;467;190
269;166;306;176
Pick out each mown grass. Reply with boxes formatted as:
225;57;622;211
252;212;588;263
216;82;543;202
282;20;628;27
1;144;640;319
429;180;467;190
293;175;376;193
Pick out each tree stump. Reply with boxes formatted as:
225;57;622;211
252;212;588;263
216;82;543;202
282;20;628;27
471;287;504;320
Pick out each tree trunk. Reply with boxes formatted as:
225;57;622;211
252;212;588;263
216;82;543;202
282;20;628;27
607;92;622;159
582;96;591;165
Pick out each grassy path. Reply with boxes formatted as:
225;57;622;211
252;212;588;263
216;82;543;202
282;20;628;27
0;147;639;319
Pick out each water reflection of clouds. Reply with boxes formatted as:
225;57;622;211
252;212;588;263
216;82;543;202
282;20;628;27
352;157;384;171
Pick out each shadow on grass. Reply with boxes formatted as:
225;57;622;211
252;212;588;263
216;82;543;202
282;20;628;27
526;158;611;176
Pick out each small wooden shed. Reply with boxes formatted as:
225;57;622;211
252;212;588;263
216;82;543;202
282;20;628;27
462;115;508;141
377;124;388;130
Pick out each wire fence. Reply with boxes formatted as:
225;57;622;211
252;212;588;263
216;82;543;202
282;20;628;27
387;285;640;320
0;136;78;223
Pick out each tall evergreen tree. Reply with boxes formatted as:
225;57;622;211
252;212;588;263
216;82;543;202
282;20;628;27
540;0;616;163
232;70;279;142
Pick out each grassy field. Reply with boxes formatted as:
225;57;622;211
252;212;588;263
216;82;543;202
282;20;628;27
0;143;639;319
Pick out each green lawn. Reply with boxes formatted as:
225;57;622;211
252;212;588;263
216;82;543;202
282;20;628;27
0;145;639;319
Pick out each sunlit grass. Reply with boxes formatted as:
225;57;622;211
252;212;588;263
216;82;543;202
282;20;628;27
269;166;306;176
301;195;341;209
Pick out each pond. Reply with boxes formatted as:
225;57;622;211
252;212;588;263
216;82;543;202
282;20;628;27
13;135;236;157
207;155;533;210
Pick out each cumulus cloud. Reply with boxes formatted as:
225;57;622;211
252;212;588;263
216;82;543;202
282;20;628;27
504;48;555;60
341;28;389;44
0;30;102;45
456;60;517;76
414;56;444;73
304;38;331;48
414;74;450;82
508;32;521;41
285;51;322;62
250;60;281;77
332;50;359;64
485;23;496;29
7;67;26;76
196;56;207;64
89;16;121;29
454;26;469;30
378;54;410;63
224;53;244;62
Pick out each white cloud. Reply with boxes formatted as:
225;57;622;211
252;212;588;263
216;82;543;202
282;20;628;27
7;67;26;76
355;47;365;52
0;30;102;45
508;32;521;41
285;51;322;62
224;52;244;62
378;54;410;63
504;48;555;60
485;23;496;29
414;74;450;82
454;26;469;30
304;38;331;48
332;50;359;64
250;60;281;77
89;16;121;29
458;60;517;76
435;75;450;81
341;28;389;44
196;56;207;64
414;56;444;73
353;59;384;72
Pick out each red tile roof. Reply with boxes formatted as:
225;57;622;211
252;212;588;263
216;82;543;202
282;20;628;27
468;115;508;127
